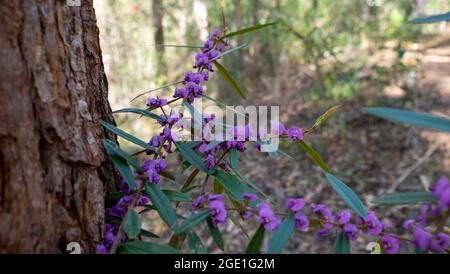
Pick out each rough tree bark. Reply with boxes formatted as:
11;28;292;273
0;0;115;253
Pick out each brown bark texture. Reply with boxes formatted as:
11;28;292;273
0;0;115;253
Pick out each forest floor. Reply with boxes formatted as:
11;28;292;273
141;35;450;254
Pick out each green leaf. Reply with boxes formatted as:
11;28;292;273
222;22;278;38
229;148;238;170
308;105;341;132
296;140;331;173
205;141;222;152
103;146;136;191
118;241;181;254
207;218;225;251
245;225;265;254
175;142;208;173
362;107;450;133
325;173;367;218
213;61;246;99
123;211;141;239
231;168;268;199
100;121;153;149
139;229;159;238
162;189;192;202
187;231;207;254
113;108;164;123
174;210;210;235
102;139;139;168
334;231;351;254
159;170;176;181
409;12;450;24
183;102;203;128
268;213;295;254
373;192;436;205
145;184;177;229
214;171;254;204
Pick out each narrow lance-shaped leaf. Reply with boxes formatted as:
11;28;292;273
162;189;192;202
102;139;139;168
207;217;225;251
113;108;164;123
229;148;238;170
268;213;295;254
373;192;436;205
118;241;181;254
100;120;153;149
214;171;254;204
174;210;210;235
123;211;141;239
213;61;246;99
325;173;367;217
334;231;351;254
175;142;208;173
145;183;177;229
296;140;331;173
103;141;136;191
187;231;207;254
222;22;278;39
362;107;450;133
245;225;265;254
306;105;341;132
409;12;450;24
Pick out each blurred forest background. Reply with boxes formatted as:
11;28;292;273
94;0;450;253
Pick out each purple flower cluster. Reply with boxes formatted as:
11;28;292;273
400;177;450;252
257;203;281;231
97;179;151;253
191;194;227;227
173;31;228;103
140;158;168;184
146;97;167;109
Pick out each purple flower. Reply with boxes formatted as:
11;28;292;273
287;198;305;212
343;224;359;240
363;212;383;235
146;97;167;108
270;122;285;136
149;135;163;147
431;176;450;207
96;244;108;254
311;204;334;228
192;196;205;211
287;127;303;140
403;219;415;230
336;210;351;224
137;195;150;206
413;226;432;250
380;235;400;254
240;207;254;219
243;192;257;203
294;213;309;231
207;194;223;202
204;154;215;169
431;232;449;251
209;30;220;40
210;200;227;227
257;203;280;231
316;228;332;239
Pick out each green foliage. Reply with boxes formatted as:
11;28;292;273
334;232;351;254
362;107;450;133
145;183;177;229
101;120;153;149
213;61;246;99
268;213;296;254
187;231;207;254
325;173;367;218
119;241;181;254
207;218;225;251
124;211;141;239
174;210;211;235
296;140;331;173
245;225;266;254
409;12;450;24
373;192;436;205
214;171;255;204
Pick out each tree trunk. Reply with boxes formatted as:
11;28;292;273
152;0;167;75
0;0;115;253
